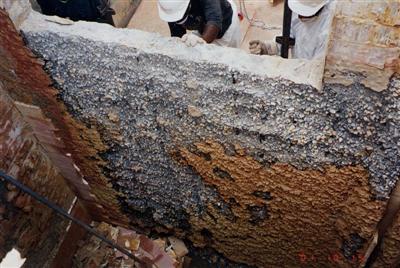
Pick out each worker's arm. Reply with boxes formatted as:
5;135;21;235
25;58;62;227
202;24;220;43
168;22;186;38
249;40;280;55
201;0;222;43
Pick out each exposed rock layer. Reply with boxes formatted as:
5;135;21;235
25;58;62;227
22;24;400;267
1;0;399;266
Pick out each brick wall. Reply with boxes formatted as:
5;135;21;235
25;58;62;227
0;89;76;267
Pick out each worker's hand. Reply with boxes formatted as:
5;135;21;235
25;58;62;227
249;40;278;56
249;40;267;55
181;33;206;47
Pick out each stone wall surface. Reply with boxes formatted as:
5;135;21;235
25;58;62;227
0;8;127;267
0;8;77;266
0;0;31;29
325;0;400;92
0;91;74;267
0;7;128;226
324;3;400;266
0;0;398;266
16;3;400;266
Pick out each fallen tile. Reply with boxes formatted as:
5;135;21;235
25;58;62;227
168;237;189;258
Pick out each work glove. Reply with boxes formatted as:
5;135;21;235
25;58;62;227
249;40;279;56
181;33;206;47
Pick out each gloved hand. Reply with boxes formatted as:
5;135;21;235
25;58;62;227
249;40;279;56
181;33;206;47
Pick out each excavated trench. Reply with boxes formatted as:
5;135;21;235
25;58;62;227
0;1;400;267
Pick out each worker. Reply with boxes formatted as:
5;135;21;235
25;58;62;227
157;0;241;48
36;0;115;26
249;0;335;59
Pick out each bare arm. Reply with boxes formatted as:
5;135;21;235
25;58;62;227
201;0;223;43
201;23;220;43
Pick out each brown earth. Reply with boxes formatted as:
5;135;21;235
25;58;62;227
177;140;386;267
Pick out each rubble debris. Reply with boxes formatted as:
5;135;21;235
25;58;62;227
187;105;203;118
168;237;189;258
73;223;190;268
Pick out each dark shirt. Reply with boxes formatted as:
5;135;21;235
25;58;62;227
37;0;114;25
168;0;233;39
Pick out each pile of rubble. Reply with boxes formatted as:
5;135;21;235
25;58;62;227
73;222;190;268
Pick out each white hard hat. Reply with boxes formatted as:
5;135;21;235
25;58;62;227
157;0;191;22
288;0;328;17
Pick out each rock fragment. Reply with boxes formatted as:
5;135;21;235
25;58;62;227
187;105;203;118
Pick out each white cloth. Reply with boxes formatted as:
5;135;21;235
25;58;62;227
289;0;335;59
194;0;241;48
212;0;241;48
